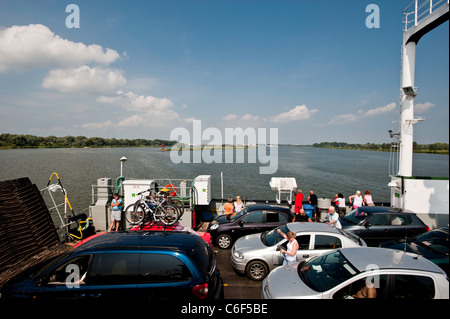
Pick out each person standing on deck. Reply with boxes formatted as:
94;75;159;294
308;190;318;222
349;190;364;210
224;198;234;217
109;193;123;232
294;189;304;215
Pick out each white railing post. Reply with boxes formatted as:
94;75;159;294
415;0;418;26
430;0;433;14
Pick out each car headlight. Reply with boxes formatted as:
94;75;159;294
233;250;244;259
209;223;219;230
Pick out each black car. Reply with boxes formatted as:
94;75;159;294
381;227;449;275
207;204;294;249
339;206;430;246
0;231;223;302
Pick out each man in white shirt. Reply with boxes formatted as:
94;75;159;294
326;206;342;229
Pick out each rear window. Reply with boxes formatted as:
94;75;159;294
139;253;191;283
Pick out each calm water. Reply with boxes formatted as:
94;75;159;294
0;147;448;214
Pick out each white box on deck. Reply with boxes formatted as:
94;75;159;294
122;179;156;209
269;177;297;191
193;175;211;205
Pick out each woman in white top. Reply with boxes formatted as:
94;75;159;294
234;196;244;212
336;193;346;217
364;190;375;206
277;229;299;265
349;190;364;209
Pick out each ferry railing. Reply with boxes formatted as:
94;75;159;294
403;0;447;31
90;184;115;205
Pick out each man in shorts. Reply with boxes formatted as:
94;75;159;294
109;193;123;232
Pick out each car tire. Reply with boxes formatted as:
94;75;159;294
217;234;232;249
246;260;268;281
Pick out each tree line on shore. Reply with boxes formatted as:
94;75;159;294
0;134;176;149
312;141;449;154
1;134;448;154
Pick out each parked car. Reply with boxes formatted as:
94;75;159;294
207;204;294;249
262;247;449;299
231;222;367;281
128;221;212;245
0;231;223;301
380;226;449;275
339;206;430;246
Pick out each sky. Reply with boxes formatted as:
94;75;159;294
0;0;448;145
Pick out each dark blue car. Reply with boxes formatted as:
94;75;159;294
0;231;223;302
381;227;449;275
207;204;294;249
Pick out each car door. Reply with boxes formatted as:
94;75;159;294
38;255;92;301
85;252;140;300
237;210;265;237
272;234;312;266
387;214;415;240
308;234;343;260
263;211;288;231
295;234;313;263
360;213;390;245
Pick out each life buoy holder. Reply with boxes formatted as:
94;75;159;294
164;184;177;197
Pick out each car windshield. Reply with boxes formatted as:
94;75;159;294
297;250;359;292
261;224;290;246
342;208;371;225
228;209;247;222
414;229;449;255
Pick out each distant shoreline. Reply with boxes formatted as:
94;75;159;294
0;134;448;155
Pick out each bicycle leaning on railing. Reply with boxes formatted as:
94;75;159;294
124;189;179;225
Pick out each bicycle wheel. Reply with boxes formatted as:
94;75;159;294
169;199;185;218
158;204;179;225
124;203;145;225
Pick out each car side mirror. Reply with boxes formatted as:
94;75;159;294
364;222;371;228
276;245;281;251
238;220;244;227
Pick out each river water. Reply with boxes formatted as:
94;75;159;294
0;147;448;214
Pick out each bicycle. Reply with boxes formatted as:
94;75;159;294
124;189;179;226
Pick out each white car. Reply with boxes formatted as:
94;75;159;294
231;222;366;280
262;247;449;299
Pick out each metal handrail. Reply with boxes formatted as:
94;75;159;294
403;0;447;30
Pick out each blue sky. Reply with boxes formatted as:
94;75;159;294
0;0;448;144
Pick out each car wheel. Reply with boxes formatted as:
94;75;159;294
246;260;268;281
217;234;232;249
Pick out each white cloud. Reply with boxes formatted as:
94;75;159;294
81;120;114;129
270;105;318;123
42;66;126;94
94;91;185;129
365;102;396;117
329;102;396;125
0;24;121;73
415;102;435;114
222;114;238;121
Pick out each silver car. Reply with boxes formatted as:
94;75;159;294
262;247;450;299
231;222;367;281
